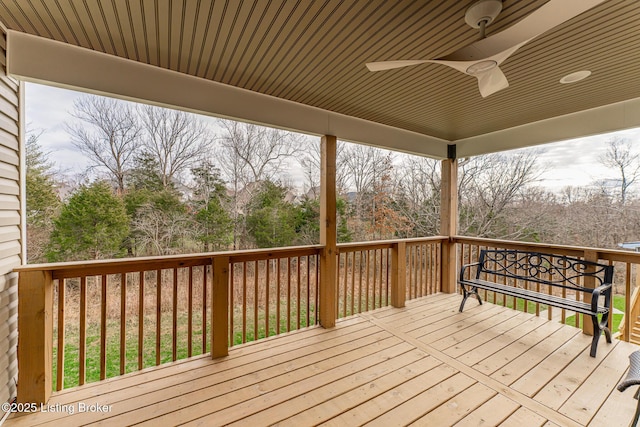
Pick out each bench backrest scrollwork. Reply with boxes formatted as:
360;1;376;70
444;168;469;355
477;249;614;292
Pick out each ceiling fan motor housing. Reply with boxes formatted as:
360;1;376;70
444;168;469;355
465;0;503;28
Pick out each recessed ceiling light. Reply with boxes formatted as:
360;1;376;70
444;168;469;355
560;70;592;84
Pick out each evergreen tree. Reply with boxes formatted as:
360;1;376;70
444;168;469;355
191;162;232;251
47;181;129;261
246;181;297;248
25;132;61;262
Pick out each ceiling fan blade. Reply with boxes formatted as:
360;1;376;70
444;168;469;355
476;67;509;98
443;0;605;61
366;60;428;72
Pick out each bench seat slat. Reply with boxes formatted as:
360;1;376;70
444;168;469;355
460;279;607;315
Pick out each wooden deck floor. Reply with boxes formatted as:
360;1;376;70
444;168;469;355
6;293;640;426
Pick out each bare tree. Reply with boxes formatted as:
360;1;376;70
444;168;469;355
459;150;544;237
139;105;214;188
217;120;302;249
600;137;640;204
217;120;302;185
299;139;349;195
66;96;142;194
393;155;441;236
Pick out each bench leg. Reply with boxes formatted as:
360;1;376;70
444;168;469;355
589;314;612;357
459;286;482;312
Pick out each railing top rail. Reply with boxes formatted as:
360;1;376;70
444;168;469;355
454;235;640;263
15;245;323;279
337;236;447;251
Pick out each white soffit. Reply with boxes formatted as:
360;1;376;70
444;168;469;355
7;31;449;159
455;96;640;158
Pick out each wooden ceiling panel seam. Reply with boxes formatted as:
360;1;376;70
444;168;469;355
170;0;186;71
298;3;448;105
235;0;296;88
222;0;268;86
155;0;171;69
218;0;262;84
113;0;138;61
46;0;81;45
273;0;373;101
27;0;66;41
62;0;97;51
282;1;454;104
0;3;24;33
210;1;256;81
241;0;297;91
201;0;237;79
298;17;492;112
193;0;221;77
265;0;362;98
252;0;336;94
176;0;196;74
4;0;38;35
78;0;109;53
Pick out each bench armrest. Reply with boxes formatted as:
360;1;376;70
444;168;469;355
459;262;481;282
591;282;613;313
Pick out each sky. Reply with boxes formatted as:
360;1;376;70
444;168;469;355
24;81;640;192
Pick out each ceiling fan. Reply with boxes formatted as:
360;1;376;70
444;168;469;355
366;0;605;98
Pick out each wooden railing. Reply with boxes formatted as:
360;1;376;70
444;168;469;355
335;237;444;318
15;245;322;402
453;236;640;341
20;233;640;404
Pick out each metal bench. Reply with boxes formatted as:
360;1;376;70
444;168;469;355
458;249;614;357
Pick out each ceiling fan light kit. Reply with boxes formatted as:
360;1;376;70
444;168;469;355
365;0;605;98
560;70;592;84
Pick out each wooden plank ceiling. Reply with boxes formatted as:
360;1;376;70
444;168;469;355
0;0;639;142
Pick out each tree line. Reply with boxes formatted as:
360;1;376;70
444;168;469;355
26;94;640;263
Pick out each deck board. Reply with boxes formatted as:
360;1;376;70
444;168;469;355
6;293;639;427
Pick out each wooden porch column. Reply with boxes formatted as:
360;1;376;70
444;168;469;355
391;242;406;308
319;135;337;328
18;270;53;404
211;256;229;358
440;157;458;294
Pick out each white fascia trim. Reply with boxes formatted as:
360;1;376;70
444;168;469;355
7;31;449;159
455;96;640;158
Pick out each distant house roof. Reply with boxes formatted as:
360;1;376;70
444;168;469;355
619;242;640;251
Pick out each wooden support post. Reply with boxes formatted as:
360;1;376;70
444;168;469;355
440;158;458;293
319;135;337;328
391;242;406;308
211;256;229;358
18;270;53;404
582;250;598;336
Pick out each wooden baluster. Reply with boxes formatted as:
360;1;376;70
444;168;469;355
307;255;311;327
625;262;632;342
100;275;107;380
242;262;247;343
265;259;270;337
188;266;194;357
254;260;258;340
120;273;126;375
342;253;348;318
365;250;371;311
172;269;178;361
156;270;161;365
79;276;87;386
350;252;356;315
276;259;281;334
139;271;144;370
358;251;363;313
296;256;301;329
287;258;291;332
56;278;65;391
229;264;234;346
202;266;207;354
